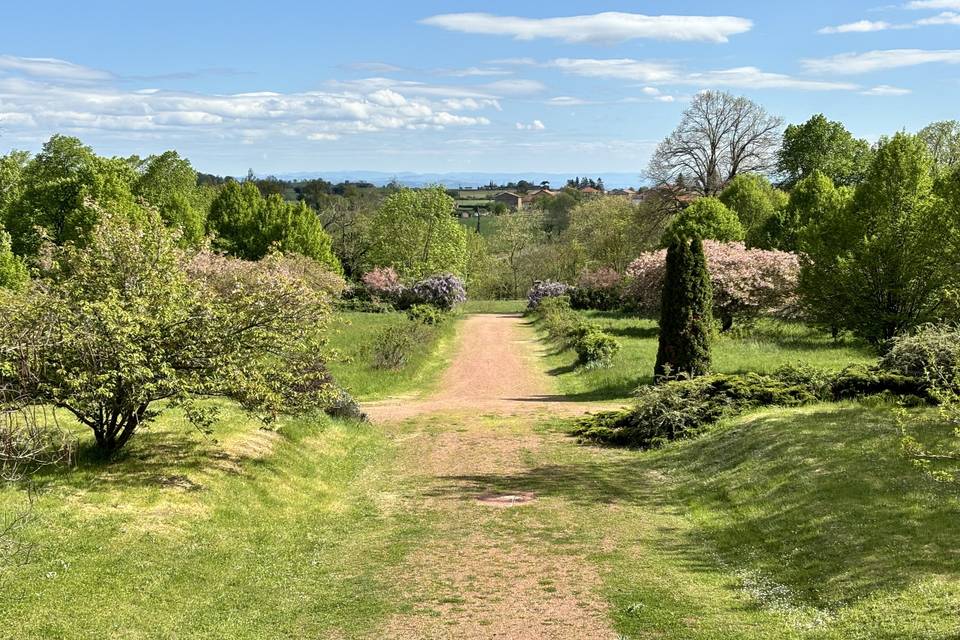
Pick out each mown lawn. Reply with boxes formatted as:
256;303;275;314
0;405;431;640
326;311;461;401
460;299;526;314
533;311;876;400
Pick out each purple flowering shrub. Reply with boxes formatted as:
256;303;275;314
527;280;573;310
409;274;467;311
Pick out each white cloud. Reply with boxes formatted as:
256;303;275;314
307;133;340;141
482;79;546;95
916;11;960;24
551;58;856;91
486;57;537;66
546;96;593;106
818;20;894;34
438;66;512;77
907;0;960;8
860;84;912;96
420;12;752;44
0;55;113;82
343;61;404;73
515;119;546;130
802;49;960;74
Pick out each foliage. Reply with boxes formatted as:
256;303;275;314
627;242;797;329
491;212;546;298
361;266;405;302
564;196;653;272
370;322;431;370
530;296;620;369
880;324;960;380
409;273;467;311
208;180;341;271
407;304;445;326
718;174;787;244
574;328;621;369
655;238;713;380
570;267;622;311
0;229;28;291
0;210;343;454
648;91;783;195
368;186;467;279
526;280;573;310
778;114;873;188
757;170;853;252
798;133;958;343
573;364;930;449
918;120;960;170
662;197;744;245
134;151;207;247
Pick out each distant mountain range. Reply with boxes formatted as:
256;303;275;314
269;171;645;190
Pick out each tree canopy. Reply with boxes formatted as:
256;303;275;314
778;114;872;188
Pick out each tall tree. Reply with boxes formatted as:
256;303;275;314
778;114;872;188
918;120;960;170
134;151;206;246
648;91;783;196
718;173;787;244
654;237;713;380
662;197;744;246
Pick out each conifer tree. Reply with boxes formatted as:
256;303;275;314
654;237;713;380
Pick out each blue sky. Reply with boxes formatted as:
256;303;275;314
1;1;959;177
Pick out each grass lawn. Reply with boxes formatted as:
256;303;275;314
460;299;526;314
534;311;876;400
457;214;504;238
0;405;432;640
326;311;461;401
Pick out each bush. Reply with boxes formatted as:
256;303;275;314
880;324;960;382
574;329;621;368
371;322;430;370
570;268;622;311
661;197;744;245
409;273;467;311
362;266;405;302
407;304;445;325
625;241;800;329
527;280;572;310
574;365;931;449
533;296;578;339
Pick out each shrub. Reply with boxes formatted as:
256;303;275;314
409;273;467;311
655;237;713;381
407;304;445;325
625;241;800;329
880;324;960;382
574;329;620;368
570;268;622;311
661;197;744;245
362;266;405;302
371;323;430;370
574;366;932;449
533;296;578;339
527;280;572;310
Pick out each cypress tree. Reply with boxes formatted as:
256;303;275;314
654;236;713;381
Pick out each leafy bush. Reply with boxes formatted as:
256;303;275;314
0;229;28;291
362;266;405;302
625;241;800;329
371;323;430;370
661;197;744;245
570;268;622;311
575;329;621;368
532;296;578;339
574;365;931;449
409;273;467;311
527;280;573;310
880;324;960;382
407;304;445;325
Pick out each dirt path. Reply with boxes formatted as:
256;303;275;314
363;314;615;422
363;314;621;639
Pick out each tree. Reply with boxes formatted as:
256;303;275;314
0;228;27;290
662;197;744;245
537;189;581;234
798;133;958;342
778;114;872;188
0;209;345;454
718;173;787;244
491;212;545;298
648;91;783;196
318;198;377;278
0;150;29;223
654;237;713;380
134;151;206;246
564;196;652;272
918;120;960;170
368;186;467;279
754;170;852;252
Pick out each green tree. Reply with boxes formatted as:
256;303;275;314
0;150;30;225
718;173;788;245
918;120;960;170
0;228;28;290
755;170;852;252
799;133;957;342
491;212;546;298
135;151;206;246
662;197;744;246
0;208;343;454
654;237;713;380
368;186;467;278
778;114;872;188
565;196;651;272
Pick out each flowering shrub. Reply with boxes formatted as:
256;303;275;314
409;274;467;311
362;266;404;302
625;241;800;329
570;267;622;311
527;280;573;310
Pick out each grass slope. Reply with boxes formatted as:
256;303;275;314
535;312;875;400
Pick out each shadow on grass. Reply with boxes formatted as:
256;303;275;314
423;405;960;607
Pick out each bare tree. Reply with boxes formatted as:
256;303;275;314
648;91;783;196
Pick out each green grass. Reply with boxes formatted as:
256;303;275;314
0;405;431;639
460;299;526;314
326;311;461;401
457;215;504;238
535;312;876;400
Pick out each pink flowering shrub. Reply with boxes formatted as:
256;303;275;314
361;266;404;301
625;241;800;329
571;267;623;311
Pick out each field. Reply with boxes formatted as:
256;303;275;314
534;311;876;400
457;214;505;238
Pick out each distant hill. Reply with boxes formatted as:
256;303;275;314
267;171;645;190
